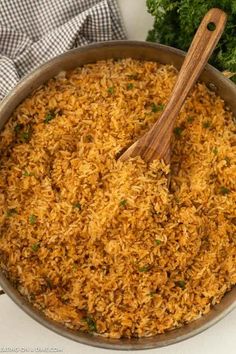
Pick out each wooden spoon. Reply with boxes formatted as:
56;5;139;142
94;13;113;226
119;8;227;164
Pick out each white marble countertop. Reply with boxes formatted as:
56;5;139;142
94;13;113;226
0;1;235;353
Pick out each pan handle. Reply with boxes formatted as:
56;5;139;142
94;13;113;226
0;289;5;295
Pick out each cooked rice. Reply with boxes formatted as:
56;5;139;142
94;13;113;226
0;59;235;338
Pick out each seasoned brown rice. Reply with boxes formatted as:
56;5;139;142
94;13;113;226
0;59;235;338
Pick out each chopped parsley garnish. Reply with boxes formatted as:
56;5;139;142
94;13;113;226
119;199;127;208
31;242;40;252
149;291;156;297
175;280;186;289
187;116;194;123
44;110;56;124
14;123;23;133
127;83;134;90
21;131;30;142
22;170;31;177
151;103;164;113
29;214;37;225
72;264;79;271
203;121;211;129
107;86;114;94
6;208;17;217
219;186;230;195
73;202;82;210
212;147;218;155
174;126;184;137
155;239;162;245
138;265;151;272
83;316;97;332
19;129;32;143
14;124;32;143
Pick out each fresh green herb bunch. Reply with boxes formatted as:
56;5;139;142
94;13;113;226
146;0;236;82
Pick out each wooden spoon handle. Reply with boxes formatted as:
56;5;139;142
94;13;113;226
160;8;227;125
128;8;227;163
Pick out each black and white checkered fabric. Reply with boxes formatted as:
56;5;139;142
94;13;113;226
0;0;126;100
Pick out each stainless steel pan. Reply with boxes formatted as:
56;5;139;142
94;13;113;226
0;41;235;350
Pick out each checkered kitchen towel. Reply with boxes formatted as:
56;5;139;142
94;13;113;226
0;0;126;100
